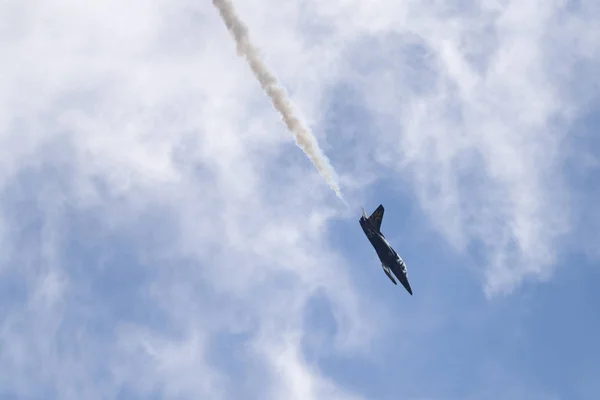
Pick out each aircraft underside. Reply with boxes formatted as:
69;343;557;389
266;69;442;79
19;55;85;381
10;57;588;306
360;204;413;295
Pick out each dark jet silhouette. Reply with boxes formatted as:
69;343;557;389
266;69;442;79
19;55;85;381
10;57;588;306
359;204;413;295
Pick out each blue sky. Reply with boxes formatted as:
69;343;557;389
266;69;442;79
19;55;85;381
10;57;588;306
1;0;600;399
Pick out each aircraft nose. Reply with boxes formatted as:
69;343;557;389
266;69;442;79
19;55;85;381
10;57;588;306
405;281;413;295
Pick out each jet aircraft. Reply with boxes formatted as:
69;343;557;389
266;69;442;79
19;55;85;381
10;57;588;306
359;204;413;295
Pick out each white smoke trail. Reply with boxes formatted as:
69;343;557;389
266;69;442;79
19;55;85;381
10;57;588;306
212;0;346;204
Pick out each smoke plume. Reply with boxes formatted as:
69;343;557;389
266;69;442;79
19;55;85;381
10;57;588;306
212;0;346;204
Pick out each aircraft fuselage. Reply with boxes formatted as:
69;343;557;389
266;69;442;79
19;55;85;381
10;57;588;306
359;209;413;295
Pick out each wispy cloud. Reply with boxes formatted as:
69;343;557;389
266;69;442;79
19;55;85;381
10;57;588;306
1;0;599;399
314;0;600;295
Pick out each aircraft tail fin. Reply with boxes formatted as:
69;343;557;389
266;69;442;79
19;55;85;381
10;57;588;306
368;204;384;232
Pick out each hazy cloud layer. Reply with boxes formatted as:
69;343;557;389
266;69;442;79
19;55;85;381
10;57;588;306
1;0;599;398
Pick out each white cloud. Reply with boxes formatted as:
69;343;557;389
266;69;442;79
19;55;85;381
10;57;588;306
315;0;600;295
1;0;599;398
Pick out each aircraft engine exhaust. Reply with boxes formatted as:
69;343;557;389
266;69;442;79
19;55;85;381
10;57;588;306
212;0;346;204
